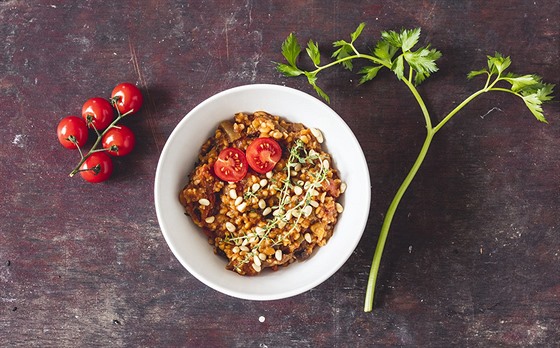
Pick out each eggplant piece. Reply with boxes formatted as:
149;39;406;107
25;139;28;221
219;120;241;142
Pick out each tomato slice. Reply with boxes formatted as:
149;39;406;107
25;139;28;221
246;138;282;174
213;147;248;182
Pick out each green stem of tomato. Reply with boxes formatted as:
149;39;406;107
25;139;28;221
68;109;133;177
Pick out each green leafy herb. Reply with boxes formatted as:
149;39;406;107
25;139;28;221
276;24;555;312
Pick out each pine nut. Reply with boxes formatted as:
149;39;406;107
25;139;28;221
258;253;267;261
236;202;247;212
284;210;292;221
252;183;261;192
309;200;319;208
322;159;330;170
252;262;262;272
258;199;266;209
304;233;312;243
336;202;344;213
303;205;313;217
205;216;215;223
229;189;238;199
310;128;324;143
259;179;268;187
340;182;347;193
262;207;272;216
234;196;243;206
253;254;262;266
240;245;250;252
198;198;210;206
225;222;236;232
266;171;273;179
293;186;303;195
275;249;282;261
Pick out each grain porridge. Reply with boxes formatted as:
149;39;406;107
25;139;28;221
179;111;346;275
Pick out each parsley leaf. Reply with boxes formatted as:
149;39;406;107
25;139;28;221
359;65;383;84
281;33;301;67
522;93;548;123
277;63;303;77
306;40;321;66
404;46;442;85
332;40;354;70
372;40;398;66
401;28;421;51
487;52;511;74
391;55;405;80
467;68;489;79
502;73;541;93
351;22;366;43
305;72;330;103
381;28;421;51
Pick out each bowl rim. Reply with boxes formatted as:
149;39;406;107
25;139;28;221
154;83;371;300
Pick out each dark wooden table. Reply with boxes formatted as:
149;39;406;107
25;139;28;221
2;1;559;346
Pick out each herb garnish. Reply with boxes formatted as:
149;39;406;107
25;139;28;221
225;139;329;272
277;24;555;312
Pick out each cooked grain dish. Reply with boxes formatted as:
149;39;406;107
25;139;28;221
179;111;345;275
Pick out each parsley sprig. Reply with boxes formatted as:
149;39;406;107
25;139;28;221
277;24;555;312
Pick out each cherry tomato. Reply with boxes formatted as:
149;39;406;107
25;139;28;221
111;82;143;115
213;147;248;182
57;116;89;149
82;97;114;131
79;152;114;183
245;138;282;174
101;125;136;156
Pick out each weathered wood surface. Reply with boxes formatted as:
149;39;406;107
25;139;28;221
1;1;559;346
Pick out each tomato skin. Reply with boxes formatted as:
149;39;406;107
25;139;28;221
101;125;136;156
79;152;114;183
82;97;115;131
111;83;143;115
57;116;89;149
246;138;282;174
213;147;248;182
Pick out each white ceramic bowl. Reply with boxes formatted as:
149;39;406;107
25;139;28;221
154;84;370;301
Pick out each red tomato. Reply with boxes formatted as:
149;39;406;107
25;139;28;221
82;97;115;131
246;138;282;174
111;83;143;115
101;125;136;156
57;116;89;149
79;152;114;183
213;147;248;182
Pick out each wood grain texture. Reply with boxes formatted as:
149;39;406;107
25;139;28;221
1;0;559;346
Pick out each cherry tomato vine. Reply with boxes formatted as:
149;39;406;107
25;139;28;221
56;82;143;183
